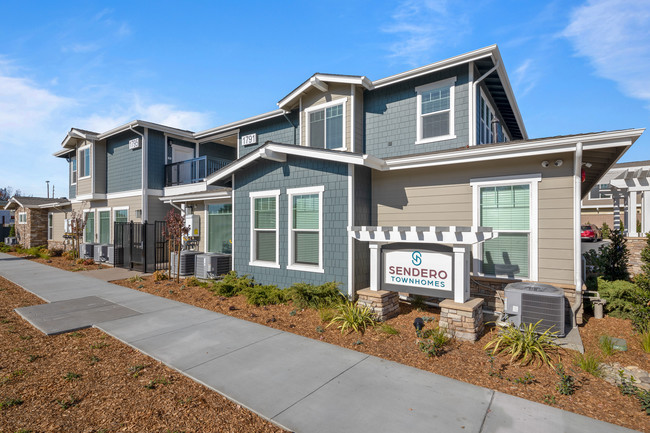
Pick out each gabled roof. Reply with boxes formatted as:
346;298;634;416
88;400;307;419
278;74;373;110
4;196;70;210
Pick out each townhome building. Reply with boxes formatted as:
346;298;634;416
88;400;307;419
40;45;643;313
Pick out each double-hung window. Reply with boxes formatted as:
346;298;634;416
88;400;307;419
208;203;232;254
71;156;77;184
288;186;323;272
472;174;540;280
306;99;346;150
114;208;128;223
415;77;456;144
98;210;110;244
84;211;95;243
48;213;53;240
18;212;27;224
78;145;91;178
250;190;279;267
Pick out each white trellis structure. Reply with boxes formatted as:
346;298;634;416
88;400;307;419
610;168;650;236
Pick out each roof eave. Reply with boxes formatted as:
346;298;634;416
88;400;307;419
277;74;374;110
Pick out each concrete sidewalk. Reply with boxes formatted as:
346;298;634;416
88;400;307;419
0;253;639;433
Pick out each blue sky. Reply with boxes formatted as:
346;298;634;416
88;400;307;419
1;0;648;197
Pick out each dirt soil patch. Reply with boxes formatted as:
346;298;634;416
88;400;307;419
0;276;284;433
112;274;650;432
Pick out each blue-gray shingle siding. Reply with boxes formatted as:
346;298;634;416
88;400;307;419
364;65;469;158
238;112;298;157
69;159;76;199
199;142;236;161
234;155;349;294
353;165;371;291
167;138;195;164
148;129;165;190
106;130;142;193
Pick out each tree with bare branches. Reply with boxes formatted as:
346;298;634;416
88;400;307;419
164;209;189;282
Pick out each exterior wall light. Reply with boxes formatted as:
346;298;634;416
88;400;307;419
554;159;563;167
541;160;550;168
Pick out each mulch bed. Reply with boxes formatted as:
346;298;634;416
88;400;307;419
0;276;285;433
5;253;110;273
3;253;650;431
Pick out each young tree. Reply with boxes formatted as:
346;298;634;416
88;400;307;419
599;229;630;281
164;210;189;283
68;210;87;259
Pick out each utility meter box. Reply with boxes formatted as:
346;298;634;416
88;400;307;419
185;214;200;237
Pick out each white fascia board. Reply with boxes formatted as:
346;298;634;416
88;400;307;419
278;74;373;110
163;182;209;197
95;120;195;141
53;147;75;157
205;149;262;185
37;201;71;208
194;110;285;140
385;129;645;171
372;45;496;89
160;189;232;202
265;143;385;170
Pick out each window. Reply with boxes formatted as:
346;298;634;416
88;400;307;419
472;174;540;280
208;204;232;254
288;186;323;272
250;190;279;267
416;77;456;144
589;184;611;199
18;212;26;224
478;90;509;145
306;99;346;150
78;146;91;178
48;213;53;240
71;156;77;184
114;208;128;223
98;210;110;244
84;211;94;243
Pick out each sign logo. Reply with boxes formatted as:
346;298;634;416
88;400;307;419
412;251;422;266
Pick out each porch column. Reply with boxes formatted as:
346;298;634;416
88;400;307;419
453;245;470;303
613;188;621;230
628;190;638;237
643;191;650;235
369;243;382;291
623;192;629;234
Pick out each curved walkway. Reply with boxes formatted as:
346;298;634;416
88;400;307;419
0;253;638;433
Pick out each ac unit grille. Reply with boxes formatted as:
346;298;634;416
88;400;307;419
195;253;232;279
171;251;201;276
520;292;564;334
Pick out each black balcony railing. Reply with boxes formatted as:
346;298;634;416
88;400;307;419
165;156;231;187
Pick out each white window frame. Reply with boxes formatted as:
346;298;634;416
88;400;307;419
471;173;541;281
18;212;27;224
304;98;347;151
78;144;91;179
113;206;129;224
287;185;324;273
415;76;456;145
47;212;54;240
83;209;95;243
70;155;77;185
249;189;280;268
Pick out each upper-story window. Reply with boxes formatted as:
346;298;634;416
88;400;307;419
78;145;91;179
589;183;612;199
415;77;456;144
305;99;346;150
479;90;509;145
70;156;77;184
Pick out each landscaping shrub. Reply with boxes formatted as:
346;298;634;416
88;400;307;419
599;229;630;281
152;270;168;281
83;258;94;266
210;271;254;297
327;301;376;334
639;328;650;354
574;352;602;377
184;276;208;288
601;221;610;239
128;275;143;283
418;327;451;357
597;277;650;330
285;282;344;309
318;307;335;323
555;363;576;395
484;320;559;367
242;285;286;306
630;233;650;331
599;335;615;356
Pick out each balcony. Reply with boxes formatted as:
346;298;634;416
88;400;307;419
165;156;231;187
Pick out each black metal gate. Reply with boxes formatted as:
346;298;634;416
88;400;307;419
114;221;168;273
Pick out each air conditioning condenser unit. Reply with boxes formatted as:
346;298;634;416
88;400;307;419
504;282;566;337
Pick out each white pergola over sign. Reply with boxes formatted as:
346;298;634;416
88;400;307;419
610;168;650;236
348;225;497;303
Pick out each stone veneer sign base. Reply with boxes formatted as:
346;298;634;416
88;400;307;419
356;289;400;321
439;297;484;341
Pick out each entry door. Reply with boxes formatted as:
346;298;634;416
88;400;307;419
172;145;195;184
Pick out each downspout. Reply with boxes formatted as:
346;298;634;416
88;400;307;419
167;199;184;215
472;60;500;146
129;125;146;222
572;141;584;328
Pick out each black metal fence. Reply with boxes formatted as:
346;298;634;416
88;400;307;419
114;221;168;273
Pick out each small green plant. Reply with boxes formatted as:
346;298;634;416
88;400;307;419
242;284;286;306
128;364;146;377
418;327;451;357
543;394;557;405
89;355;100;364
20;335;32;340
555;363;576;395
184;276;207;287
153;270;169;281
64;372;81;381
378;323;400;335
285;282;344;309
514;372;536;385
210;271;254;297
318;307;335;323
91;342;109;349
316;326;324;333
410;295;426;310
617;370;650;415
67;331;84;338
484;321;559;367
289;309;297;316
601;222;610;239
599;335;615;356
0;397;23;410
327;301;377;334
144;377;170;390
640;327;650;354
57;395;80;410
128;275;144;283
27;354;41;363
574;352;602;377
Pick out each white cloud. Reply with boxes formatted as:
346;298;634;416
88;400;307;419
511;58;540;98
563;0;650;103
382;0;468;66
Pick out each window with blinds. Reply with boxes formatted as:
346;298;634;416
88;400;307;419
416;77;455;143
98;211;110;244
254;197;276;262
308;103;344;150
114;209;128;223
480;184;530;278
208;204;232;254
85;212;94;243
292;194;319;265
